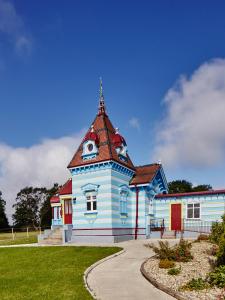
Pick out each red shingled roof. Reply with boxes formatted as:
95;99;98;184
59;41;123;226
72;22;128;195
156;189;225;198
130;164;161;185
58;178;72;195
68;113;135;170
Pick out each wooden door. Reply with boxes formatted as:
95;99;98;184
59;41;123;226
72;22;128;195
171;204;182;231
64;199;72;224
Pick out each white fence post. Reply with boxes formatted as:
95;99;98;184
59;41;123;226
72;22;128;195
12;228;15;240
27;227;29;238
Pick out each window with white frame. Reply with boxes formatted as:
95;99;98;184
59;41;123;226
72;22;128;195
86;193;97;211
119;185;129;215
187;203;200;219
120;192;127;214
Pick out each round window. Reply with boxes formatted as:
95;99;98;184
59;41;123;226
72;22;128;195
87;143;93;152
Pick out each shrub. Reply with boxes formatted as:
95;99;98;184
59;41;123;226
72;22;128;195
173;239;193;262
206;244;219;256
216;234;225;266
147;239;193;262
210;220;224;245
146;241;175;260
159;259;175;269
197;234;209;242
168;267;181;275
208;265;225;287
181;278;209;291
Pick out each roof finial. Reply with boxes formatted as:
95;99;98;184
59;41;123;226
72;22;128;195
98;77;106;115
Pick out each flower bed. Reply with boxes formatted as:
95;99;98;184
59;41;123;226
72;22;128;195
143;241;225;300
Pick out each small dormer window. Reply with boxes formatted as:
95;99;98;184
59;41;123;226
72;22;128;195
82;125;99;160
112;128;128;161
88;143;93;152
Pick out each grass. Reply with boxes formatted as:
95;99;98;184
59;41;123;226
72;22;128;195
0;246;121;300
0;231;39;245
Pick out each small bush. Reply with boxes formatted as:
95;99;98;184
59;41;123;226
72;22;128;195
168;267;181;275
147;239;193;262
210;221;224;245
208;266;225;287
181;278;209;291
197;234;209;242
146;241;175;260
173;239;193;262
216;234;225;266
159;259;175;269
206;244;219;256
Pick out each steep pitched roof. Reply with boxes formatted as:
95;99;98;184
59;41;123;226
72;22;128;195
58;178;72;195
130;164;161;185
68;113;135;170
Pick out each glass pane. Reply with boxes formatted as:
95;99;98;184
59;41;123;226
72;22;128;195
86;196;91;200
93;201;97;211
187;204;193;208
69;201;72;214
92;195;96;200
87;202;91;211
194;208;200;218
194;203;200;208
187;208;193;218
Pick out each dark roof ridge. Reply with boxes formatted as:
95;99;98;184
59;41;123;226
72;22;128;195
156;189;225;198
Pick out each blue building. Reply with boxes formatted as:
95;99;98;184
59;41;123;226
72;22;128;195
39;82;225;244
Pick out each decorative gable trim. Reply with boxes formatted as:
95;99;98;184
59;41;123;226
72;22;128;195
119;185;130;196
81;183;100;194
70;160;135;177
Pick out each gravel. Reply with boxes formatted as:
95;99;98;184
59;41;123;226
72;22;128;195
144;241;225;300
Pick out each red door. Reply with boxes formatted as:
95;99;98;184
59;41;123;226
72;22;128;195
64;199;72;224
171;204;182;231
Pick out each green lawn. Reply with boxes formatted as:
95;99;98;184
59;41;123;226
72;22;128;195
0;246;121;300
0;231;39;245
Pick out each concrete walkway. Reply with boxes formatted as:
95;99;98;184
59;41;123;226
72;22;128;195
87;239;175;300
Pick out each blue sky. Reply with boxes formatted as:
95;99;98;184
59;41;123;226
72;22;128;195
1;0;225;216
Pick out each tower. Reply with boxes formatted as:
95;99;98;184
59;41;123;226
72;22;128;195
68;79;136;243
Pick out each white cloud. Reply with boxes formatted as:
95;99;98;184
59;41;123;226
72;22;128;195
153;58;225;169
0;0;32;55
0;133;83;222
128;117;140;130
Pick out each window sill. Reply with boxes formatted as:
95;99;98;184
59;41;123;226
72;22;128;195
120;213;128;217
84;211;98;215
185;218;201;220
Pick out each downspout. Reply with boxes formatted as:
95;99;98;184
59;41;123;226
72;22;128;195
135;185;139;240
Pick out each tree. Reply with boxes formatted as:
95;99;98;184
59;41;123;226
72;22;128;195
168;180;193;194
39;183;59;227
12;187;48;229
192;184;212;192
12;184;60;229
168;180;212;194
0;191;9;229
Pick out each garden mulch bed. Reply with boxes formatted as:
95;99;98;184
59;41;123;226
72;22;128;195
143;241;225;300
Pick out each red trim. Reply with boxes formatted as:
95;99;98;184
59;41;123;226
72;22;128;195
73;227;145;231
135;185;139;240
156;189;225;199
73;234;146;237
50;196;60;203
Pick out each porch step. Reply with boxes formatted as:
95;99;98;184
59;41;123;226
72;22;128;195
38;228;63;245
162;230;176;239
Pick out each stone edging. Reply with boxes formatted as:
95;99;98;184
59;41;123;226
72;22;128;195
140;258;187;300
84;249;125;300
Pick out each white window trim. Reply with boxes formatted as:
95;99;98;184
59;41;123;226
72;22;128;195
86;194;97;212
186;202;201;220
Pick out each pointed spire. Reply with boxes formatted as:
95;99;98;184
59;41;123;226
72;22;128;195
98;77;106;115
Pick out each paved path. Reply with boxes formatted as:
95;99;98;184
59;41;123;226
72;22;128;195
87;239;175;300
